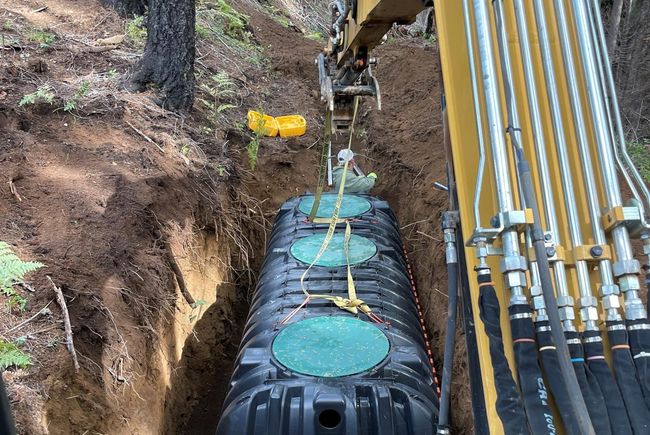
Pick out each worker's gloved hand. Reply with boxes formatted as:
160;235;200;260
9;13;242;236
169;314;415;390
367;172;378;180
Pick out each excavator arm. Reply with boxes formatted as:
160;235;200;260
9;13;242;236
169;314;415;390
318;0;429;132
319;0;650;434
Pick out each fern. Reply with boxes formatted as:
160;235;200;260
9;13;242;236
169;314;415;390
0;340;31;371
0;242;43;292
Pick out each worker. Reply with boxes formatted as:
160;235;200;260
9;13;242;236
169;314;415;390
332;149;378;194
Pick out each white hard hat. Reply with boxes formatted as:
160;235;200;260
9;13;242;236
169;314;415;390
337;149;354;163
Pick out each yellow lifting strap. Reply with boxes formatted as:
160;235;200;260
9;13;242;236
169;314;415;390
307;107;332;222
295;97;374;318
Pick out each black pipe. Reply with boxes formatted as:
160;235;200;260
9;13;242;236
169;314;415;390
476;268;528;434
608;322;650;434
436;214;459;433
516;157;594;434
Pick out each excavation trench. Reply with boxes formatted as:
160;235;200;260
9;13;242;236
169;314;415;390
160;225;257;435
161;174;466;434
158;42;471;434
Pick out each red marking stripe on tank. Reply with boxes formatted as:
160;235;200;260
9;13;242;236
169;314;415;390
403;246;441;396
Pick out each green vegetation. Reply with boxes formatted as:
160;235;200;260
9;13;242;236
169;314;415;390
199;72;239;122
305;32;324;41
27;29;55;48
268;6;291;28
0;340;31;371
629;138;650;182
3;20;14;31
63;80;91;112
0;241;43;313
189;299;207;322
247;113;266;170
125;15;147;47
195;0;264;66
18;85;56;107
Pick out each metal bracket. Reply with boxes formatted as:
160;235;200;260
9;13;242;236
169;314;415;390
602;205;644;237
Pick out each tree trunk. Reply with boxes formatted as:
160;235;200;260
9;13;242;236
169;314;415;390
607;0;624;57
101;0;146;17
129;0;196;113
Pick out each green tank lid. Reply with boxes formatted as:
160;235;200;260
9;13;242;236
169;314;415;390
272;316;390;377
290;233;377;267
298;194;372;218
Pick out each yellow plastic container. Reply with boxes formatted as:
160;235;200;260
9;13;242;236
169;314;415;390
276;115;307;138
248;111;279;137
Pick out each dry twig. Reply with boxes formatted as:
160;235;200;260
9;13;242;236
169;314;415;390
2;300;54;335
47;276;80;372
125;120;165;153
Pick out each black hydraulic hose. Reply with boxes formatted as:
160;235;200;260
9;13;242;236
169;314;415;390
536;321;582;435
0;376;15;435
509;304;556;435
436;251;458;433
476;268;528;434
608;323;650;434
626;319;650;412
582;329;633;434
516;156;594;434
564;330;611;435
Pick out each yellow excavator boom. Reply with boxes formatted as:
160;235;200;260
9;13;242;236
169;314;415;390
320;0;650;433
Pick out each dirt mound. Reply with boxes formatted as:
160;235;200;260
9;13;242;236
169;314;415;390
0;1;470;433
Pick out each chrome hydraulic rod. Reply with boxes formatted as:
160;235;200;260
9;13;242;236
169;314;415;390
493;0;550;324
552;0;622;323
570;0;646;321
532;0;598;331
470;0;526;306
471;1;594;430
511;0;576;331
585;0;646;224
461;0;488;232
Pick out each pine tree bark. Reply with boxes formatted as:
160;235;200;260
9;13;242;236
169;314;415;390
101;0;146;17
129;0;196;112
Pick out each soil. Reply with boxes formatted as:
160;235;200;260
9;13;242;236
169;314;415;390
0;1;471;434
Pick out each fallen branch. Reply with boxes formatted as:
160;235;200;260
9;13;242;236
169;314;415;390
125;120;165;153
47;276;80;372
86;45;118;53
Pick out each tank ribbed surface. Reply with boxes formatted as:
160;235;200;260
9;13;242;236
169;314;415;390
216;194;439;435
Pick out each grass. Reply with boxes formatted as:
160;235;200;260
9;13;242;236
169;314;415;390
27;29;55;48
247;112;267;170
305;31;324;41
195;0;265;66
628;138;650;182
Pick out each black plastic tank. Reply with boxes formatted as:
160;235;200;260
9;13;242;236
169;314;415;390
217;194;439;435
